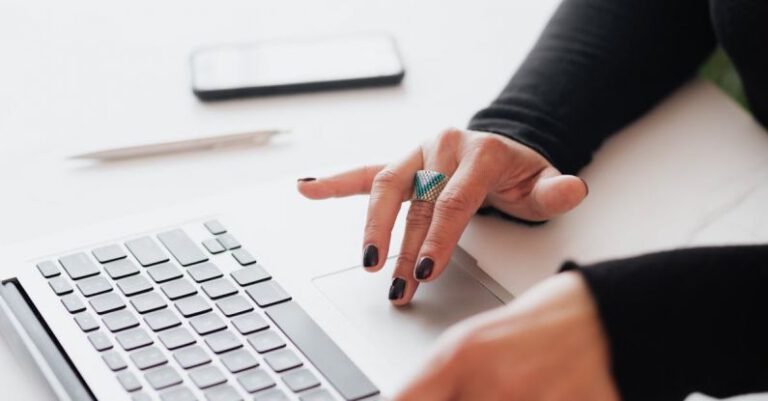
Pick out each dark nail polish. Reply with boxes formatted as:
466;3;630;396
415;257;434;280
388;277;406;300
297;177;316;182
363;245;379;268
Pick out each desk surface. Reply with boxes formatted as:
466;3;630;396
3;0;768;399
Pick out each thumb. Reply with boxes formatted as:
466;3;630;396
530;174;588;217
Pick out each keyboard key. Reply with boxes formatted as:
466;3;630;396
104;258;140;279
231;249;257;266
266;301;379;400
36;261;60;278
247;331;285;354
231;267;270;287
190;365;227;389
131;346;168;370
90;292;126;314
74;312;99;332
158;229;209;267
202;279;237;300
173;345;211;369
145;365;182;390
131;292;167;314
144;309;181;332
76;275;112;297
246;282;290;307
202;239;226;254
231;313;269;335
160;387;197;401
117;275;153;296
221;349;258;373
59;253;100;280
159;327;196;350
60;293;86;313
161;279;197;300
49;276;73;295
255;389;290;401
238;369;275;393
216;295;253;317
188;262;223;283
264;349;302;373
117;371;143;392
116;328;154;351
132;392;152;401
147;262;183;283
102;350;128;371
217;233;241;250
282;369;320;393
205;330;242;354
103;309;140;332
299;390;335;401
92;244;126;263
204;220;227;235
88;331;113;351
175;295;211;317
190;313;227;335
204;384;242;401
126;237;169;267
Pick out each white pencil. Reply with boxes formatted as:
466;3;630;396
70;129;287;161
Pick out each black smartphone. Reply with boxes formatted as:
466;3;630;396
190;33;406;101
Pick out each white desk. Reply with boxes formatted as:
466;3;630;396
2;0;768;399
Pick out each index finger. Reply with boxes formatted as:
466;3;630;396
297;165;384;199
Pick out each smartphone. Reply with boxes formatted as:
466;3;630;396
190;33;406;100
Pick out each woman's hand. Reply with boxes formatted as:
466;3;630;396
395;272;619;401
297;128;588;305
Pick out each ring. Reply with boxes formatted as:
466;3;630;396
412;170;449;203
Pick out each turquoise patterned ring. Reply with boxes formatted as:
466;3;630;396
411;170;449;203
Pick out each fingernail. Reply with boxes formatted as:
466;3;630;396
414;257;434;280
580;177;589;197
297;177;316;182
363;245;379;268
388;277;406;300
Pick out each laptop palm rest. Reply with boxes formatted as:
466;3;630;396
312;247;512;386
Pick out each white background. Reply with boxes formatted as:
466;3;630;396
2;0;768;399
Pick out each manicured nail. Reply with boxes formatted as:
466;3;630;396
414;257;434;280
297;177;316;182
363;245;379;268
388;277;406;300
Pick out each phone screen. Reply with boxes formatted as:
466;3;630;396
191;34;404;98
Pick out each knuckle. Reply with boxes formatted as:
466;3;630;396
436;189;474;216
396;253;417;269
372;169;401;189
406;203;434;228
435;128;464;148
471;134;509;156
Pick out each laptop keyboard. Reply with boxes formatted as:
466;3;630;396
36;220;379;401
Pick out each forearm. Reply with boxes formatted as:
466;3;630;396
469;0;717;174
566;245;768;400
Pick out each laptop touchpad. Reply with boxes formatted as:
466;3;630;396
313;252;507;385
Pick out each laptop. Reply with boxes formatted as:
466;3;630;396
0;176;513;401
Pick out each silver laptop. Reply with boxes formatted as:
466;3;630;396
0;177;513;401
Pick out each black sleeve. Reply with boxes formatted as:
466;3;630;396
468;0;717;174
562;246;768;401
